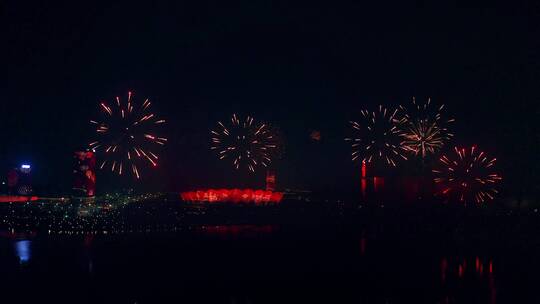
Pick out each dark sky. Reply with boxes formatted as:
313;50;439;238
1;1;538;194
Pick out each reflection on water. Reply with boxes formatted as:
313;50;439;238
84;234;94;274
360;230;367;255
440;256;497;303
14;240;31;264
0;223;536;303
197;224;278;238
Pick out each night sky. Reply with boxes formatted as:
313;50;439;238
1;2;538;195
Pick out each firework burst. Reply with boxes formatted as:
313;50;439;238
211;114;278;172
433;146;502;204
345;105;407;167
89;91;167;179
400;97;455;158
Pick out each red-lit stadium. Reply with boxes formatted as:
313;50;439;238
181;189;283;205
181;115;284;205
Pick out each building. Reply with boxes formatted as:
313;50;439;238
7;164;33;195
73;151;96;197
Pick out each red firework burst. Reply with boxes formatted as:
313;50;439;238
433;146;502;204
400;97;455;158
210;114;279;172
89;91;167;179
345;105;407;167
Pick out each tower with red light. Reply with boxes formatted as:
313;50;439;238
361;160;367;197
266;170;276;191
73;151;96;197
359;160;385;203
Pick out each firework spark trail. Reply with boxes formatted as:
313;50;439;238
211;114;278;172
89;91;166;179
345;105;407;167
400;97;455;158
432;146;501;204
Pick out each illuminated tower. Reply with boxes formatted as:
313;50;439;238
361;160;367;197
266;170;276;191
73;151;96;197
359;160;384;202
15;164;32;195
